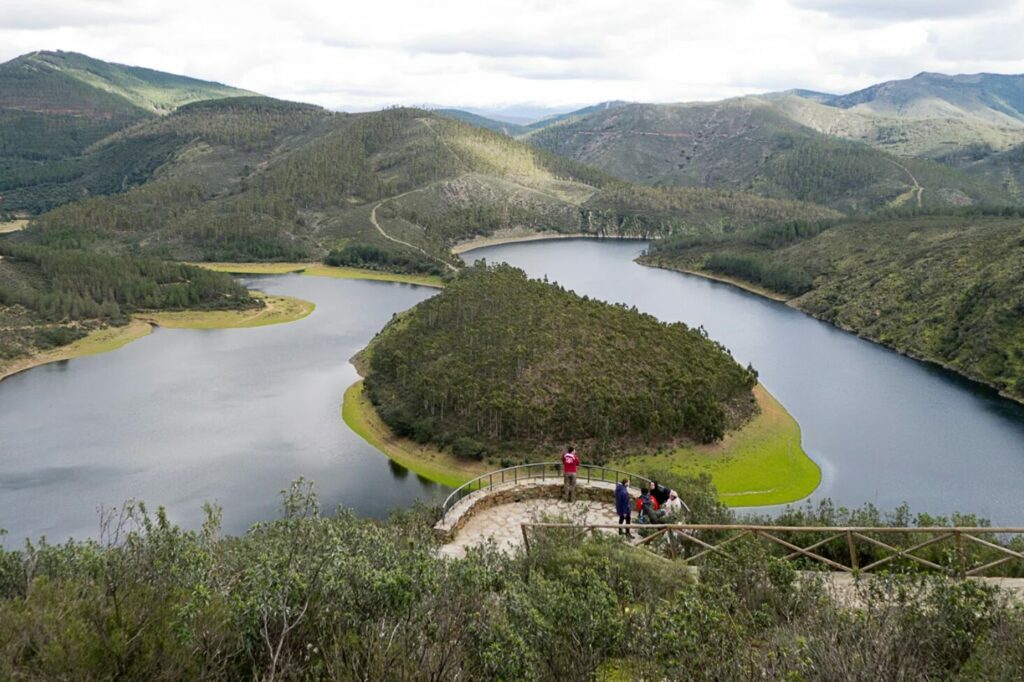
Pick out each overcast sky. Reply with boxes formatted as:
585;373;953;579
2;0;1023;114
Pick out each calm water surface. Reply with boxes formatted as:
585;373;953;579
470;239;1024;524
0;275;443;543
5;239;1024;543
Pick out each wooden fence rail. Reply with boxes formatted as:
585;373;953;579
520;523;1024;578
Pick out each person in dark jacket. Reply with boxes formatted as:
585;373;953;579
615;478;632;537
651;480;670;507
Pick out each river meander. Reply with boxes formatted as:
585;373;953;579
3;239;1024;543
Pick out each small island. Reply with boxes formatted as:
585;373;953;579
347;263;820;505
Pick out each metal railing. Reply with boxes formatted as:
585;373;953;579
520;523;1024;578
440;462;683;520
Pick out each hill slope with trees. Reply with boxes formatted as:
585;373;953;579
642;212;1024;402
526;98;1016;213
360;264;758;459
0;51;253;213
0;242;255;371
21;105;837;263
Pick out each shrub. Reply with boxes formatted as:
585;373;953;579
452;436;486;460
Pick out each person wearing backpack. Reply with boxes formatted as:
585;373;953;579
636;488;660;523
615;478;632;537
561;446;580;502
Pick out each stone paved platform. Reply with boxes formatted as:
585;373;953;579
438;498;621;559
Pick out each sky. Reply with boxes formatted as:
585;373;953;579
2;0;1024;116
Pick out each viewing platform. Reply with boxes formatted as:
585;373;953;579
434;463;684;558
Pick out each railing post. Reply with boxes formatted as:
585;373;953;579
521;525;531;554
846;530;858;573
956;530;966;579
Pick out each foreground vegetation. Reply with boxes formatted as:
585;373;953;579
1;481;1023;680
361;264;759;460
643;212;1024;402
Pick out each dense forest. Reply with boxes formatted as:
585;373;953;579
643;213;1024;401
0;478;1022;680
361;264;758;459
0;242;253;365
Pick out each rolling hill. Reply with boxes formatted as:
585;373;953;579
526;97;1014;213
20;102;838;263
0;51;254;213
827;72;1024;127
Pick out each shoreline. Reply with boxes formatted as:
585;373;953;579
342;376;820;505
342;381;488;488
0;293;314;385
640;258;1024;408
452;230;648;255
638;259;790;302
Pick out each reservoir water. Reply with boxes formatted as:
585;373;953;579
3;238;1024;542
0;275;443;543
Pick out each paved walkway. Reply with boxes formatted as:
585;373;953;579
438;499;621;559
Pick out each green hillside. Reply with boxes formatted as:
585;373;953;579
527;98;1016;213
360;263;758;459
22;106;837;263
829;72;1024;127
0;51;255;213
771;94;1024;160
643;212;1024;401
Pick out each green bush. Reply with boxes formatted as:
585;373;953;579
452;436;486;460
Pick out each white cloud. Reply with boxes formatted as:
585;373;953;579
792;0;1016;21
0;0;1022;111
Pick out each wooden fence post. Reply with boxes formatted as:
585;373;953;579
846;530;859;573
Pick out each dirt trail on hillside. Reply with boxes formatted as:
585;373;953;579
890;159;923;207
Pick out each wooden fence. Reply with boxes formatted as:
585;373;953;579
520;523;1024;578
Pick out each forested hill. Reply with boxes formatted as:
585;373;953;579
0;51;253;201
525;98;1017;213
361;264;758;459
0;242;253;369
641;212;1024;402
21;104;838;263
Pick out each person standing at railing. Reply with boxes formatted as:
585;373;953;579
615;478;633;537
562;446;580;502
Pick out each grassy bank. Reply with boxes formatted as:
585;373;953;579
195;262;444;288
0;219;28;234
0;294;314;383
342;381;487;488
138;292;314;329
343;378;819;505
623;385;820;507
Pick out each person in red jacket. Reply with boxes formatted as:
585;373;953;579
636;489;660;522
561;446;580;502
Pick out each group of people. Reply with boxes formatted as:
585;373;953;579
560;446;683;538
615;478;682;536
